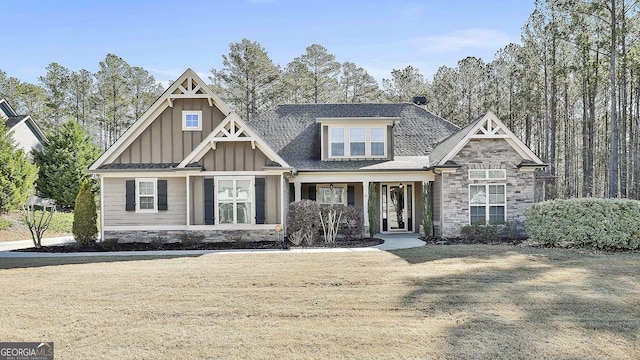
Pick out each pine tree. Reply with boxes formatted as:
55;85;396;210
33;120;100;208
72;181;97;244
0;123;37;214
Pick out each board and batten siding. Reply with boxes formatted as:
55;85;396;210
115;98;226;164
198;143;269;171
103;177;187;226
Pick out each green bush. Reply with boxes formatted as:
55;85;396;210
461;224;499;243
0;217;11;230
72;182;98;244
367;183;378;238
525;198;640;250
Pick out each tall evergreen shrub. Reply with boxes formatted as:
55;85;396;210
72;181;98;244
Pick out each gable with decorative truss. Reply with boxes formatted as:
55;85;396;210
435;111;544;167
90;68;238;170
178;113;288;169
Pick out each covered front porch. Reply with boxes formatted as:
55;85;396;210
288;171;435;234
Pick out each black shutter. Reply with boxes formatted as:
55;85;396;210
347;186;355;206
125;180;135;211
255;178;266;224
157;180;168;211
309;185;316;201
204;178;214;225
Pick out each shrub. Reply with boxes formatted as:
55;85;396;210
287;200;321;245
422;182;433;237
461;224;498;243
367;183;377;238
525;198;640;250
0;217;11;230
72;181;98;244
335;205;364;240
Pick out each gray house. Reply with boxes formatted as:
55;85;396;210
89;69;545;242
0;98;47;155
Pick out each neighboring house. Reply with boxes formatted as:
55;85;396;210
89;69;546;242
0;98;47;155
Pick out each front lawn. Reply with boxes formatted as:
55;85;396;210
0;246;638;359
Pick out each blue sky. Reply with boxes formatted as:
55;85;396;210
1;0;535;86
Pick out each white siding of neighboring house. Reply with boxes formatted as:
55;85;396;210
9;121;42;156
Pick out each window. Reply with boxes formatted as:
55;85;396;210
469;169;506;180
469;184;505;224
136;178;157;212
370;128;385;156
317;185;346;205
182;110;202;131
330;128;345;156
216;177;254;224
328;126;386;158
349;128;366;155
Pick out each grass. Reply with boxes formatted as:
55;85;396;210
0;245;639;359
0;217;11;230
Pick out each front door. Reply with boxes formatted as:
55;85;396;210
381;183;413;232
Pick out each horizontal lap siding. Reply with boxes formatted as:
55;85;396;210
103;177;187;226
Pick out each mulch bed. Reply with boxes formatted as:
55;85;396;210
15;238;384;253
421;236;526;246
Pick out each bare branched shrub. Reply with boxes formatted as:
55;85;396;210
22;197;56;248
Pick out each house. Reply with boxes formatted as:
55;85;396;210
89;69;545;242
0;98;47;155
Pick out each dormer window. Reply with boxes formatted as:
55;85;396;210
328;126;387;158
317;117;396;160
182;110;202;131
371;128;385;156
330;128;345;156
349;128;365;155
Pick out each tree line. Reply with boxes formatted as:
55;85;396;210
1;0;639;202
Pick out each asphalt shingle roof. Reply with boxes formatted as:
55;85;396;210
428;115;484;167
5;115;28;129
98;163;202;170
247;103;460;171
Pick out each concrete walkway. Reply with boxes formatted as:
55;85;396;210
0;233;424;258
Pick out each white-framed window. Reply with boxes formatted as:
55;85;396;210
370;127;385;156
349;128;366;156
331;128;345;156
216;177;254;224
469;169;506;180
136;178;157;213
317;185;346;205
182;110;202;131
328;126;386;158
469;184;506;225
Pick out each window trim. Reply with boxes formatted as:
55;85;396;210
317;185;347;205
328;125;387;159
469;183;506;225
182;110;202;131
330;128;345;157
469;169;506;180
215;176;255;225
136;178;157;213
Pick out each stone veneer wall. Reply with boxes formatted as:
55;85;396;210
103;229;280;243
440;139;536;238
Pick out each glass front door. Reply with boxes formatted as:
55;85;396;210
381;183;412;232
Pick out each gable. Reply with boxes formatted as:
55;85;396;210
430;111;544;168
113;98;226;164
91;69;287;171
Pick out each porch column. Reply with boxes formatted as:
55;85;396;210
294;181;302;202
186;175;191;227
362;180;370;232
